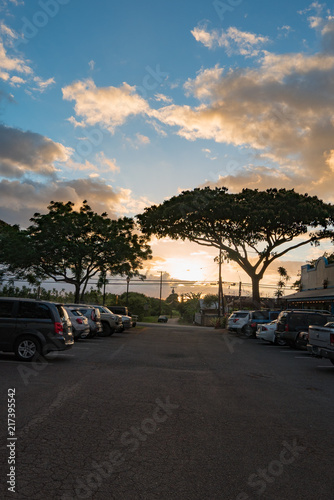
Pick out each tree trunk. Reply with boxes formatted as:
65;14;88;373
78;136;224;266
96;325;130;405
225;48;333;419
74;283;81;304
251;274;261;307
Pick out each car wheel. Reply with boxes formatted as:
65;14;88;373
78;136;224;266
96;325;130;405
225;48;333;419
274;337;287;346
243;325;254;338
14;336;41;362
101;322;111;337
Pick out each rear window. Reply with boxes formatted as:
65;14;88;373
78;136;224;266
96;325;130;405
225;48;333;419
17;302;53;320
231;313;249;318
307;314;329;326
269;311;280;320
0;300;15;318
289;313;309;329
252;311;269;320
70;309;84;317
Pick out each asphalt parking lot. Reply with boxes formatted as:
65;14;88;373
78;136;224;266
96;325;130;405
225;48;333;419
0;324;333;500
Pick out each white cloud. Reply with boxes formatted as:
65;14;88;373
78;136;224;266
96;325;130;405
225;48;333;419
191;24;269;56
96;152;120;173
154;93;173;103
62;79;149;133
152;31;334;199
32;76;55;92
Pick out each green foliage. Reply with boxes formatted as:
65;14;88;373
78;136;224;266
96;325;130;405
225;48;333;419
178;292;201;323
202;294;219;309
0;201;152;303
275;266;290;299
138;187;334;302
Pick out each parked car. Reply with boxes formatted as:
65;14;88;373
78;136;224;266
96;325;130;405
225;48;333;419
275;310;333;348
158;315;168;323
108;305;129;316
65;304;103;337
131;314;138;327
228;311;250;333
92;305;120;336
228;310;280;336
115;315;125;332
307;322;334;365
256;320;287;346
64;306;90;340
0;298;74;361
246;310;281;337
121;315;133;329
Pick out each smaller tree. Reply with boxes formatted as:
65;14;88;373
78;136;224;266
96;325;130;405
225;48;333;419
0;201;152;303
275;266;290;299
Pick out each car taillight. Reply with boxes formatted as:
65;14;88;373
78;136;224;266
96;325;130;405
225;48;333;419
91;311;96;321
263;327;268;331
251;322;256;328
330;333;334;347
54;322;64;335
285;325;289;332
76;318;83;324
233;318;239;323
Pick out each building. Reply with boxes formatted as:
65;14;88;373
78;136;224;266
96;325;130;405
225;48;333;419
284;256;334;314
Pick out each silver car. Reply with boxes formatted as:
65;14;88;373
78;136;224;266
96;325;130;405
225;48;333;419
64;307;90;340
65;304;103;338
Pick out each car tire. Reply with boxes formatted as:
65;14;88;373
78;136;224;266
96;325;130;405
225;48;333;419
101;322;111;337
330;359;334;366
14;336;41;362
243;325;254;338
274;337;287;346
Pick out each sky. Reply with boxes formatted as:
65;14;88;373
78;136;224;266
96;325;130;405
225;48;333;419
1;0;334;298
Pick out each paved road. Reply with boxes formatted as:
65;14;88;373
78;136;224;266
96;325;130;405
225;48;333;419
0;324;333;500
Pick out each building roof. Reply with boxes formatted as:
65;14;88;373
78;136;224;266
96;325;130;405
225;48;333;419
285;287;334;302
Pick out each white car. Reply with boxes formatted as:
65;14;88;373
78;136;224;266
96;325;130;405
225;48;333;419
256;320;286;346
228;311;251;333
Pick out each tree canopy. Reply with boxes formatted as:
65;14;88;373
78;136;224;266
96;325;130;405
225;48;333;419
0;201;152;302
137;187;334;303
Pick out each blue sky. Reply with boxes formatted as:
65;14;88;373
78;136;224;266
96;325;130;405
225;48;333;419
1;0;334;296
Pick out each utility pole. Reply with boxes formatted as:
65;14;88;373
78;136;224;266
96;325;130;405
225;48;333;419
218;249;223;318
159;271;163;315
126;276;130;306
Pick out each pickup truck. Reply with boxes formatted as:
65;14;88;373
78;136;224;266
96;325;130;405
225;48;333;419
307;322;334;365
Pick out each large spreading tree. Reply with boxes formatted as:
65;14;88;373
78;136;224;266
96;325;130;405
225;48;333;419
0;201;152;302
137;187;334;304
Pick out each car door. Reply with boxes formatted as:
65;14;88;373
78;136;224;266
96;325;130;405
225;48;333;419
0;299;17;351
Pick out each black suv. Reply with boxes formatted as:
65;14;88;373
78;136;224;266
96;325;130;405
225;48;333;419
0;298;74;361
275;309;333;348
